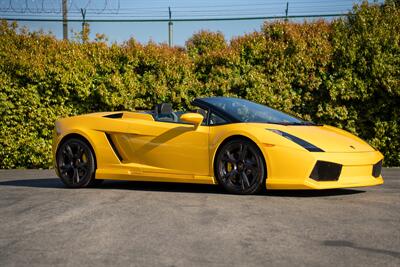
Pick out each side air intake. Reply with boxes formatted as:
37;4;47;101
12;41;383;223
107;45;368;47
105;133;123;162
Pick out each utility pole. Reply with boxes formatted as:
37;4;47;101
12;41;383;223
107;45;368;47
168;6;173;47
81;8;87;42
81;8;86;32
62;0;68;40
285;2;289;22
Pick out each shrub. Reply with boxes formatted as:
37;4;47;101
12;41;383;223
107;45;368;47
0;1;399;168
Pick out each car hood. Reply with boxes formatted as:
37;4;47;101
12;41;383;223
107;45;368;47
257;123;375;152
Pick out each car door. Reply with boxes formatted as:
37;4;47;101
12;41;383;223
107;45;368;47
114;119;210;178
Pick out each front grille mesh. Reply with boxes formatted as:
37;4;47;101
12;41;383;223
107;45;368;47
310;161;342;181
372;160;382;178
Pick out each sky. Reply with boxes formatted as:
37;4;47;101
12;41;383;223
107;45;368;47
0;0;382;46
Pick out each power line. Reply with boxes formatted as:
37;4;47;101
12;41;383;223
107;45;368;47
0;13;349;23
0;4;354;18
0;8;349;17
0;0;380;23
0;0;369;15
0;0;120;14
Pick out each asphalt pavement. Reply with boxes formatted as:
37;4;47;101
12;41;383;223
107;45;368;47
0;168;399;267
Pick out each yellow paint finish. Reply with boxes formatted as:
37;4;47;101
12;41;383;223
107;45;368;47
122;112;154;121
111;121;209;176
53;111;384;190
180;112;204;126
265;149;383;189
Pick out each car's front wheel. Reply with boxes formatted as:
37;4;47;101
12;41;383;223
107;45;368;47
56;138;96;188
215;139;266;194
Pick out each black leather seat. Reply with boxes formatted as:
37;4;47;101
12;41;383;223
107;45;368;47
154;103;176;122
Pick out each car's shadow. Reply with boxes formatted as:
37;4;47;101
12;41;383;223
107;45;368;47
0;178;366;197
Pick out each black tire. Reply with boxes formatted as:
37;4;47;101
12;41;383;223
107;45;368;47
215;138;266;195
56;138;96;188
88;178;104;187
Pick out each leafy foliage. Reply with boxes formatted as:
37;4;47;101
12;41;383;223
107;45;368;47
0;1;399;168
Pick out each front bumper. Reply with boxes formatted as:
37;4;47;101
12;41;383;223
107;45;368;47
264;145;384;190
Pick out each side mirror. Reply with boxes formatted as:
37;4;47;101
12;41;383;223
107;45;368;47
180;113;204;127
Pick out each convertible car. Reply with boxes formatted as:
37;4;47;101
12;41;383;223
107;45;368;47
53;97;383;194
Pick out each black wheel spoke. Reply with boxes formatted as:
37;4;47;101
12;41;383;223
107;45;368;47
225;169;237;181
245;164;258;174
72;167;80;183
65;145;74;159
245;157;257;166
76;161;87;169
64;145;74;159
60;163;72;172
222;151;237;163
240;177;245;190
239;144;248;161
76;147;84;159
57;139;95;188
217;140;265;194
241;172;251;188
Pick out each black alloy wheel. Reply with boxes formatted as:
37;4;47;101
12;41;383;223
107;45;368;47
215;139;266;194
56;138;97;188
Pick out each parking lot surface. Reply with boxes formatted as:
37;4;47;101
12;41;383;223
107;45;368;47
0;168;399;267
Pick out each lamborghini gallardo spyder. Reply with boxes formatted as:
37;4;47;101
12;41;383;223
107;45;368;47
53;97;384;194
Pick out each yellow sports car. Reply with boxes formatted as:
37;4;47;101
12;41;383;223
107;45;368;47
53;97;383;194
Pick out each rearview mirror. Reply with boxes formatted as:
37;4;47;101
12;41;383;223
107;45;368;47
180;113;204;127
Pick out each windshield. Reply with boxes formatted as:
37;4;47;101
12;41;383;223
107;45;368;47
201;97;310;125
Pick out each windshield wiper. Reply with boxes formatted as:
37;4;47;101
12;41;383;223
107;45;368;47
265;121;318;126
287;122;315;125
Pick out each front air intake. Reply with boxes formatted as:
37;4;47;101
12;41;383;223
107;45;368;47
310;161;342;181
372;160;382;178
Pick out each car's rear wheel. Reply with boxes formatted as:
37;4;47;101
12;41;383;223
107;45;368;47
215;139;266;195
56;138;96;188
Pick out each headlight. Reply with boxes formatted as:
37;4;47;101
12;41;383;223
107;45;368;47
267;129;324;152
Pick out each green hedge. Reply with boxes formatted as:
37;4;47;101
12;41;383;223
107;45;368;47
0;1;399;168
